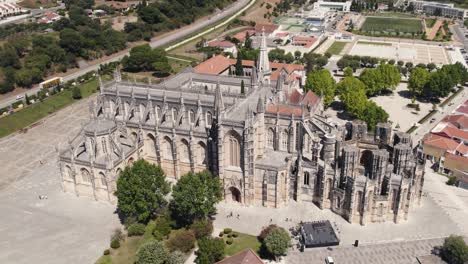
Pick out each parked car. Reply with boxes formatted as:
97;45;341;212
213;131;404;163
326;256;335;264
15;95;24;101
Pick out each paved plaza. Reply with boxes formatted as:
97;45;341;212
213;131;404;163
0;97;120;264
286;238;444;264
349;40;449;64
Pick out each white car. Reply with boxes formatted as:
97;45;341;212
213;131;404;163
15;95;24;101
325;256;335;264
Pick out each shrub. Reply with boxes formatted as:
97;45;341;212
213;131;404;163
136;241;168;264
168;250;185;264
258;224;278;241
440;235;468;264
153;216;174;238
227;234;232;238
72;86;82;99
223;228;232;234
128;223;146;236
232;232;239;238
190;219;213;239
447;176;457;186
226;238;234;245
111;228;124;242
110;239;120;249
195;238;225;264
263;227;291;260
153;230;164;241
165;229;196;253
219;232;224;237
103;249;110;255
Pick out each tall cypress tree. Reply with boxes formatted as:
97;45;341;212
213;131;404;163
235;53;243;76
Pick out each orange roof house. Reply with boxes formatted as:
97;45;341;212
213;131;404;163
441;115;468;130
254;24;279;35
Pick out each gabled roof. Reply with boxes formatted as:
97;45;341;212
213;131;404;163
233;29;255;42
194;55;232;75
442;114;468;129
436;126;468;141
423;134;459;152
445;152;468;164
454;105;468;115
266;104;303;116
301;90;321;106
288;89;303;104
215;249;264;264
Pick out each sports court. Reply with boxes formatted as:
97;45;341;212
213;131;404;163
348;40;449;64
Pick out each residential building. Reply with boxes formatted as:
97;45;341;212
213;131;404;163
215;249;264;264
207;40;238;57
408;0;466;19
312;0;352;12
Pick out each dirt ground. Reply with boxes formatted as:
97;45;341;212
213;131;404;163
108;15;138;31
17;0;58;9
239;0;281;24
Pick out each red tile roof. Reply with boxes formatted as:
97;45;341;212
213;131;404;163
455;143;468;155
194;55;232;75
275;32;289;37
232;29;255;42
445;152;468;164
292;36;318;48
455;105;468;115
423;134;460;152
288;89;302;104
254;24;279;34
442;115;468;129
302;90;321;106
266;104;303;116
436;126;468;141
216;249;264;264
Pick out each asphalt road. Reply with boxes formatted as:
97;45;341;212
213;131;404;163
0;0;251;110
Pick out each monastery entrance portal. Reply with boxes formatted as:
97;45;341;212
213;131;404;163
229;187;241;203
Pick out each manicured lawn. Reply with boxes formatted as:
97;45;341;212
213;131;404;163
357;41;392;46
326;41;347;55
365;12;417;18
425;18;437;28
224;232;261;256
361;17;422;33
0;79;98;138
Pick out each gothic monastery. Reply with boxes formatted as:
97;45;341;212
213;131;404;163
58;31;426;225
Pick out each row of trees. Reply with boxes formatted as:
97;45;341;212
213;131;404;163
408;62;468;100
0;0;127;93
305;68;390;130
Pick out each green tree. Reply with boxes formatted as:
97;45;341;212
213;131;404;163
136;241;168;264
165;229;196;253
305;69;336;107
116;159;170;224
336;77;368;116
170;171;222;226
343;66;353;77
235;52;244;76
440;235;468;264
123;45;168;72
359;68;384;96
263;227;291;260
190;219;214;239
153;61;172;77
241;80;245;94
408;67;430;97
377;64;400;91
358;101;389;130
195;237;225;264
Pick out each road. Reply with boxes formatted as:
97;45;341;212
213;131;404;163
0;0;252;110
0;5;64;26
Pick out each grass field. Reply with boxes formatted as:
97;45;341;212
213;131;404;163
0;79;98;138
361;17;422;33
326;41;347;55
224;232;261;256
364;12;417;18
425;18;437;28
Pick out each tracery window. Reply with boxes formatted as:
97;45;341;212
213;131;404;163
304;172;310;186
180;139;190;162
81;168;91;183
267;128;274;149
281;130;288;151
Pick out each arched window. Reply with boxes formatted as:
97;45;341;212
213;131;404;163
172;107;178;120
180;139;190;163
189;110;195;124
281;130;288;151
146;133;157;157
131;132;138;144
304;172;310;186
206;111;213;126
267;128;275;149
81;168;91;183
156;106;161;120
65;166;73;180
99;172;107;188
225;131;241;167
198;142;207;165
101;138;107;154
164;137;173;160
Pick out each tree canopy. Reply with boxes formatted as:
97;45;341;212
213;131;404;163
408;67;430;97
305;69;336;107
136;241;169;264
116;159;170;224
195;237;225;264
170;171;223;226
263;227;291;260
122;44;170;73
440;235;468;264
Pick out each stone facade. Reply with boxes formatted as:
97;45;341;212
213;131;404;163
57;34;425;225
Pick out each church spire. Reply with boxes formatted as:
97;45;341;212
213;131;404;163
257;27;271;80
214;80;225;115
